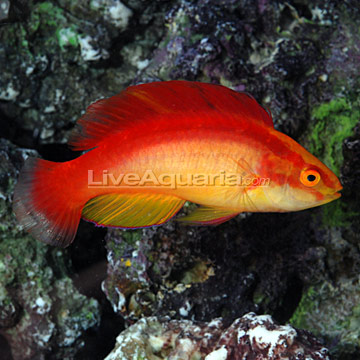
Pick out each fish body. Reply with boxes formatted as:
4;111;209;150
13;81;342;247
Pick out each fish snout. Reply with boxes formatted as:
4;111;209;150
327;183;343;200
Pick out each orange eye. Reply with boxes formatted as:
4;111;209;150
300;169;321;187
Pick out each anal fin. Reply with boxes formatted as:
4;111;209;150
177;206;240;225
82;192;185;228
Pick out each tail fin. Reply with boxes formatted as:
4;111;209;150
13;157;82;247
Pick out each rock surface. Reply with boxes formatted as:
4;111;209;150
0;139;100;359
105;313;330;360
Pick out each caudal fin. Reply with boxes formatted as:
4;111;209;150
13;157;82;247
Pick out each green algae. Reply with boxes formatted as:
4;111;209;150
0;232;100;354
3;23;33;60
54;277;100;347
321;201;358;228
122;229;143;245
0;138;100;354
307;97;360;227
26;2;80;52
252;289;271;309
180;260;214;285
290;277;360;357
290;286;317;330
36;2;67;27
56;27;79;49
309;97;359;176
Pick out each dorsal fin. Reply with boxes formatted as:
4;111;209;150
68;80;274;151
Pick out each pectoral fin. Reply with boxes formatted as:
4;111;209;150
82;192;185;228
177;206;240;225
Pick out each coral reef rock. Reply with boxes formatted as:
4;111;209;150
105;312;330;360
0;139;101;360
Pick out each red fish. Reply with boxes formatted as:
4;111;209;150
13;81;342;247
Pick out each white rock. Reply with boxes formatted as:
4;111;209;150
108;1;133;29
79;36;109;61
91;0;133;30
205;346;228;360
0;82;19;101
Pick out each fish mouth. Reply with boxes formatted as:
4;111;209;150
331;191;342;200
328;184;343;200
318;190;341;207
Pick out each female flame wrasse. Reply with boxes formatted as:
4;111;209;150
13;81;342;247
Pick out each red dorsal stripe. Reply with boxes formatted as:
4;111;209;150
68;80;274;151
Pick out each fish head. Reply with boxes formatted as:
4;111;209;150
286;149;342;210
259;133;342;212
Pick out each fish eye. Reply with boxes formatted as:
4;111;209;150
300;169;321;187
